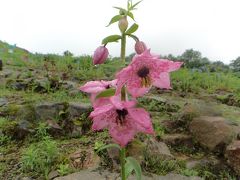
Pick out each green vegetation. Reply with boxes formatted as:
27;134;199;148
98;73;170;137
1;40;240;179
21;136;59;177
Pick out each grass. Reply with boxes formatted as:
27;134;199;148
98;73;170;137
172;68;240;94
1;40;240;179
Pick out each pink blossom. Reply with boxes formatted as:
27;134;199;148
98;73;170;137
79;80;117;107
93;46;109;65
90;96;154;147
116;49;183;97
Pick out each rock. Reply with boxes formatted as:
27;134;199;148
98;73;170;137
0;98;8;107
54;169;202;180
13;120;33;140
186;156;220;169
35;102;67;120
162;133;192;147
16;105;36;122
225;140;240;175
189;116;236;151
106;146;120;170
127;140;145;164
34;78;51;92
46;120;63;136
144;138;174;160
0;69;13;78
48;170;59;180
68;103;91;118
61;81;78;90
69;149;100;169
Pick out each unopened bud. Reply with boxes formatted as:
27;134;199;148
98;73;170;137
118;17;128;33
93;46;109;65
135;41;147;54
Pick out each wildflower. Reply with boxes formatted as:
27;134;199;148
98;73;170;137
93;46;109;65
90;96;154;146
135;41;147;54
80;80;117;107
116;49;183;97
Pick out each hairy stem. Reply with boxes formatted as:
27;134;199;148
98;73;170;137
120;147;126;180
121;34;126;63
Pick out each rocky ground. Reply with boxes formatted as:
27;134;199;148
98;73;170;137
1;45;240;179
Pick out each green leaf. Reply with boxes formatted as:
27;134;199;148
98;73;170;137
127;11;135;21
126;23;139;34
132;0;142;9
125;161;134;178
127;0;131;10
102;35;122;45
96;88;116;99
96;143;121;153
125;157;142;180
114;7;127;15
107;15;123;27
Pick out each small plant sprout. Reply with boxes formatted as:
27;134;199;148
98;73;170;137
80;0;183;179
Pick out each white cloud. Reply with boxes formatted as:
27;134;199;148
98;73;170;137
0;0;240;63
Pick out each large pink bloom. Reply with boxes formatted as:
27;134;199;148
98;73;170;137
90;96;154;147
116;49;183;97
79;80;117;108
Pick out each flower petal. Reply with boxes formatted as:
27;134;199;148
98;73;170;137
109;125;136;147
152;72;171;89
116;66;133;95
92;115;109;131
128;108;154;134
80;81;106;94
90;104;113;118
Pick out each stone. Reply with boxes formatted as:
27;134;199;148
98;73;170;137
225;140;240;175
35;102;67;120
69;149;100;169
68;103;91;118
48;170;59;180
54;169;202;180
0;69;13;78
189;116;236;151
144;138;174;160
13;120;33;140
0;98;8;107
186;156;220;169
61;81;78;90
162;133;192;147
46;120;63;136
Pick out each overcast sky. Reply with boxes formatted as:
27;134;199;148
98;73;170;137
0;0;240;64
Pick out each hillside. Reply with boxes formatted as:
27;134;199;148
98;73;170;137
1;41;240;179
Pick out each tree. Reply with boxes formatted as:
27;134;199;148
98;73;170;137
63;50;73;57
180;49;210;68
230;57;240;72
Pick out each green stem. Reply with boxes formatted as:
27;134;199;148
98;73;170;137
120;147;126;180
121;33;126;63
120;32;127;180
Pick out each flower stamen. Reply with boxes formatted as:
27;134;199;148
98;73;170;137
116;109;128;125
137;66;151;87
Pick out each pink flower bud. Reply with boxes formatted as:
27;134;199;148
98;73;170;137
118;17;128;33
93;46;109;65
135;41;147;54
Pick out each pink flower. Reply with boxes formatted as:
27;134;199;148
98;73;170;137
135;41;147;54
80;80;117;107
93;46;109;65
90;96;154;147
116;49;183;97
